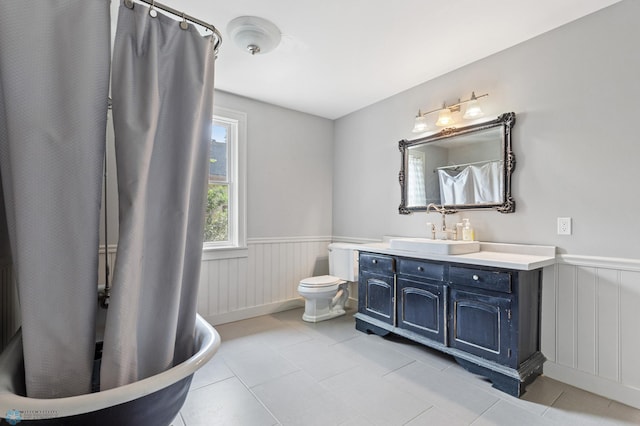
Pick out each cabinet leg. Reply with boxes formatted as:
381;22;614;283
355;318;390;337
453;357;542;398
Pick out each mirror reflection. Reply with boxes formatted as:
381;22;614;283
399;112;515;214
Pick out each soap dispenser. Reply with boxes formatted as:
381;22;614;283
462;219;475;241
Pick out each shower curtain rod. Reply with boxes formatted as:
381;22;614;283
434;158;502;172
125;0;222;51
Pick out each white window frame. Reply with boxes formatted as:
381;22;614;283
202;106;247;260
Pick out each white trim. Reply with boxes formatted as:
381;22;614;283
204;105;247;250
332;236;382;244
545;361;640;410
202;247;248;261
248;236;332;245
202;298;305;325
557;254;640;272
203;236;331;259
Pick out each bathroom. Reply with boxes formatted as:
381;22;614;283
1;0;640;424
206;0;640;413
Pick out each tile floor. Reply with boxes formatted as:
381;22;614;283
171;307;640;426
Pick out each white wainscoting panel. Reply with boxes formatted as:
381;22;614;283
543;255;640;409
198;237;331;325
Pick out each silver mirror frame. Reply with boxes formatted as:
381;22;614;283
398;112;516;214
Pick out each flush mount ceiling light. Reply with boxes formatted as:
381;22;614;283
412;91;488;133
227;16;281;55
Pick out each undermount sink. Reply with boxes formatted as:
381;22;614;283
389;238;480;255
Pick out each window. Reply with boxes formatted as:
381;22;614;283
203;107;246;256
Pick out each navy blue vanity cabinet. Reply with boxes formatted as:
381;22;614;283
357;253;395;327
354;251;546;398
449;287;512;364
447;263;544;396
448;266;514;365
396;259;446;344
448;265;542;369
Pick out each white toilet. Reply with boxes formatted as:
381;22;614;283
297;243;357;322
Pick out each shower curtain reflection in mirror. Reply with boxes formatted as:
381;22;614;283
438;160;504;205
407;152;427;206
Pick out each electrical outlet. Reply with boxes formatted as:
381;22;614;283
557;217;572;235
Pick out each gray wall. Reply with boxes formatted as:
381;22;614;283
100;90;334;245
333;0;640;258
213;91;334;239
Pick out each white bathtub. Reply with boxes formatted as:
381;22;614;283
0;314;220;425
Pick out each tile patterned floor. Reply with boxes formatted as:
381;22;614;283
171;307;640;426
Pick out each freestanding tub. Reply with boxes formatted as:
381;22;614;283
0;314;220;425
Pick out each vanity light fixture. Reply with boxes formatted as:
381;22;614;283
412;91;489;132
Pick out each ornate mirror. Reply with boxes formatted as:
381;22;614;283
399;112;516;214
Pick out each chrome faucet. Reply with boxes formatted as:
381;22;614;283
426;203;447;231
426;203;458;240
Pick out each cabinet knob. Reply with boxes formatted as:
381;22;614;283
372;259;377;264
472;274;479;281
418;266;424;272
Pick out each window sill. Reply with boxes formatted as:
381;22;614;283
202;245;248;261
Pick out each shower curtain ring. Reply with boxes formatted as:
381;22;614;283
149;0;158;17
124;0;134;9
180;12;189;30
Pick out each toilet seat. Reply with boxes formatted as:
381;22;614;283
299;275;344;288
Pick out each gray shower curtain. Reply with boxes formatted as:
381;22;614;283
100;3;215;389
0;1;111;398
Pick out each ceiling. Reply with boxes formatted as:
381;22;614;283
112;0;622;119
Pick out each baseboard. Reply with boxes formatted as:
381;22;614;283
201;298;305;326
544;361;640;410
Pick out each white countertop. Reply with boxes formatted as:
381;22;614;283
342;241;556;271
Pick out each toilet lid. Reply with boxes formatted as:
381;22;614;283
299;275;343;288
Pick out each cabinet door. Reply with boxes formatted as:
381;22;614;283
397;278;445;344
358;270;394;325
449;288;512;365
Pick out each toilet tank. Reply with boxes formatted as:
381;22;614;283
328;243;358;281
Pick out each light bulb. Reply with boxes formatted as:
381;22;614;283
435;109;454;127
463;100;484;119
412;114;428;133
